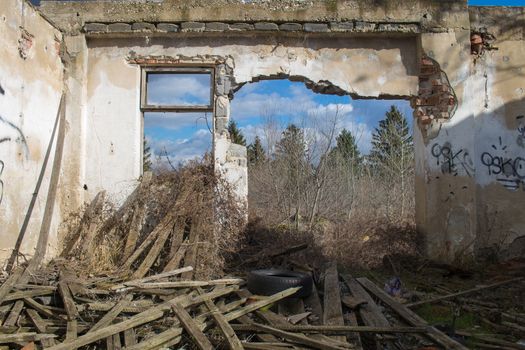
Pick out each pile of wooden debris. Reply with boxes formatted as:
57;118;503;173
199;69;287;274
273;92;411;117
5;257;520;350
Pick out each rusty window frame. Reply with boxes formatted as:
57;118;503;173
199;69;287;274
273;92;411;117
140;67;214;112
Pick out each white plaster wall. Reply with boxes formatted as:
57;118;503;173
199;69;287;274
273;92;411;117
84;48;142;203
0;0;63;261
83;36;418;204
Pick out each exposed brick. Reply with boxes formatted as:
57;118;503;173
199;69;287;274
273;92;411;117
229;23;254;31
354;21;376;32
330;22;354;32
279;23;303;31
107;23;132;32
84;23;107;32
304;23;329;32
206;22;229;31
419;115;433;125
181;22;205;32
254;22;279;31
421;66;439;75
421;57;435;66
132;22;155;31
157;23;179;32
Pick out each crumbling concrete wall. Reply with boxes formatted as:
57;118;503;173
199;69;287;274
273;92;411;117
4;0;520;264
0;0;64;262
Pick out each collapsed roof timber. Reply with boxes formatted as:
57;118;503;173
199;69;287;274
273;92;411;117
0;0;524;348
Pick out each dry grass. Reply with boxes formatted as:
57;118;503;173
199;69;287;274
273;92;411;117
58;160;245;279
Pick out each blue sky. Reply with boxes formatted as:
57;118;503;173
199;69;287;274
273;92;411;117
145;78;412;169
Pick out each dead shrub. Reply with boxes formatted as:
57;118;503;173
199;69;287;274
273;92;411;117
59;159;245;279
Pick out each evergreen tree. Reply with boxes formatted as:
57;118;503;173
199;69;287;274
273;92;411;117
331;128;361;167
227;119;246;146
143;138;152;172
247;136;266;165
369;105;413;176
275;124;306;161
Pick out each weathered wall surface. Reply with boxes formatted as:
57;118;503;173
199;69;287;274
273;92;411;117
470;7;525;260
0;0;64;262
80;35;418;204
1;0;520;264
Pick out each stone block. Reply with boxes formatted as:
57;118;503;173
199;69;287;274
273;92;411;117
354;21;376;32
206;22;229;31
132;22;155;31
181;22;205;32
157;23;179;32
108;23;132;32
229;23;254;31
254;22;279;31
304;23;329;32
279;23;303;31
330;22;354;32
84;23;107;32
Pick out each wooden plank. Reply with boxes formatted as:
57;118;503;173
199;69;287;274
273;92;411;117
243;343;294;350
0;267;24;303
123;201;147;261
113;333;122;350
251;323;346;350
111;266;193;291
131;210;178;279
127;278;243;289
120;225;160;270
322;264;345;343
303;278;323;325
79;191;107;257
357;277;469;350
407;277;524;308
181;219;200;280
3;300;24;326
340;274;389;327
163;244;188;273
88;294;133;333
61;191;105;256
23;298;64;320
167;223;185;262
66;320;77;342
0;333;55;344
224;287;300;322
123;328;136;347
126;329;182;350
4;289;53;302
58;281;79;320
197;288;244;350
45;286;238;350
341;273;386;349
171;303;213;350
231;324;428;334
255;311;349;350
26;309;56;347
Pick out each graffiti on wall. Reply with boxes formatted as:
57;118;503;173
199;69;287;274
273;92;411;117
0;114;29;206
431;142;475;177
517;115;525;148
480;136;525;191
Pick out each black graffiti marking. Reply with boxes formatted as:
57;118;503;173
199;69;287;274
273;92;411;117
496;178;524;191
481;151;525;191
0;115;29;159
431;143;474;177
0;83;4;95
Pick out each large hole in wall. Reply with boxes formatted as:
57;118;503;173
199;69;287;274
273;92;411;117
231;78;419;267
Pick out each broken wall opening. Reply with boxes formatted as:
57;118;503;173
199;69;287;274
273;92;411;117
230;76;419;268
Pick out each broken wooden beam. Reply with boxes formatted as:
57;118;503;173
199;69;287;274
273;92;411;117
356;277;469;350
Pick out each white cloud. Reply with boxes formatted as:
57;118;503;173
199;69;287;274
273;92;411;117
147;74;211;106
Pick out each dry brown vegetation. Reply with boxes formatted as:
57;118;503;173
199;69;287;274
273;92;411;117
59;160;246;279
